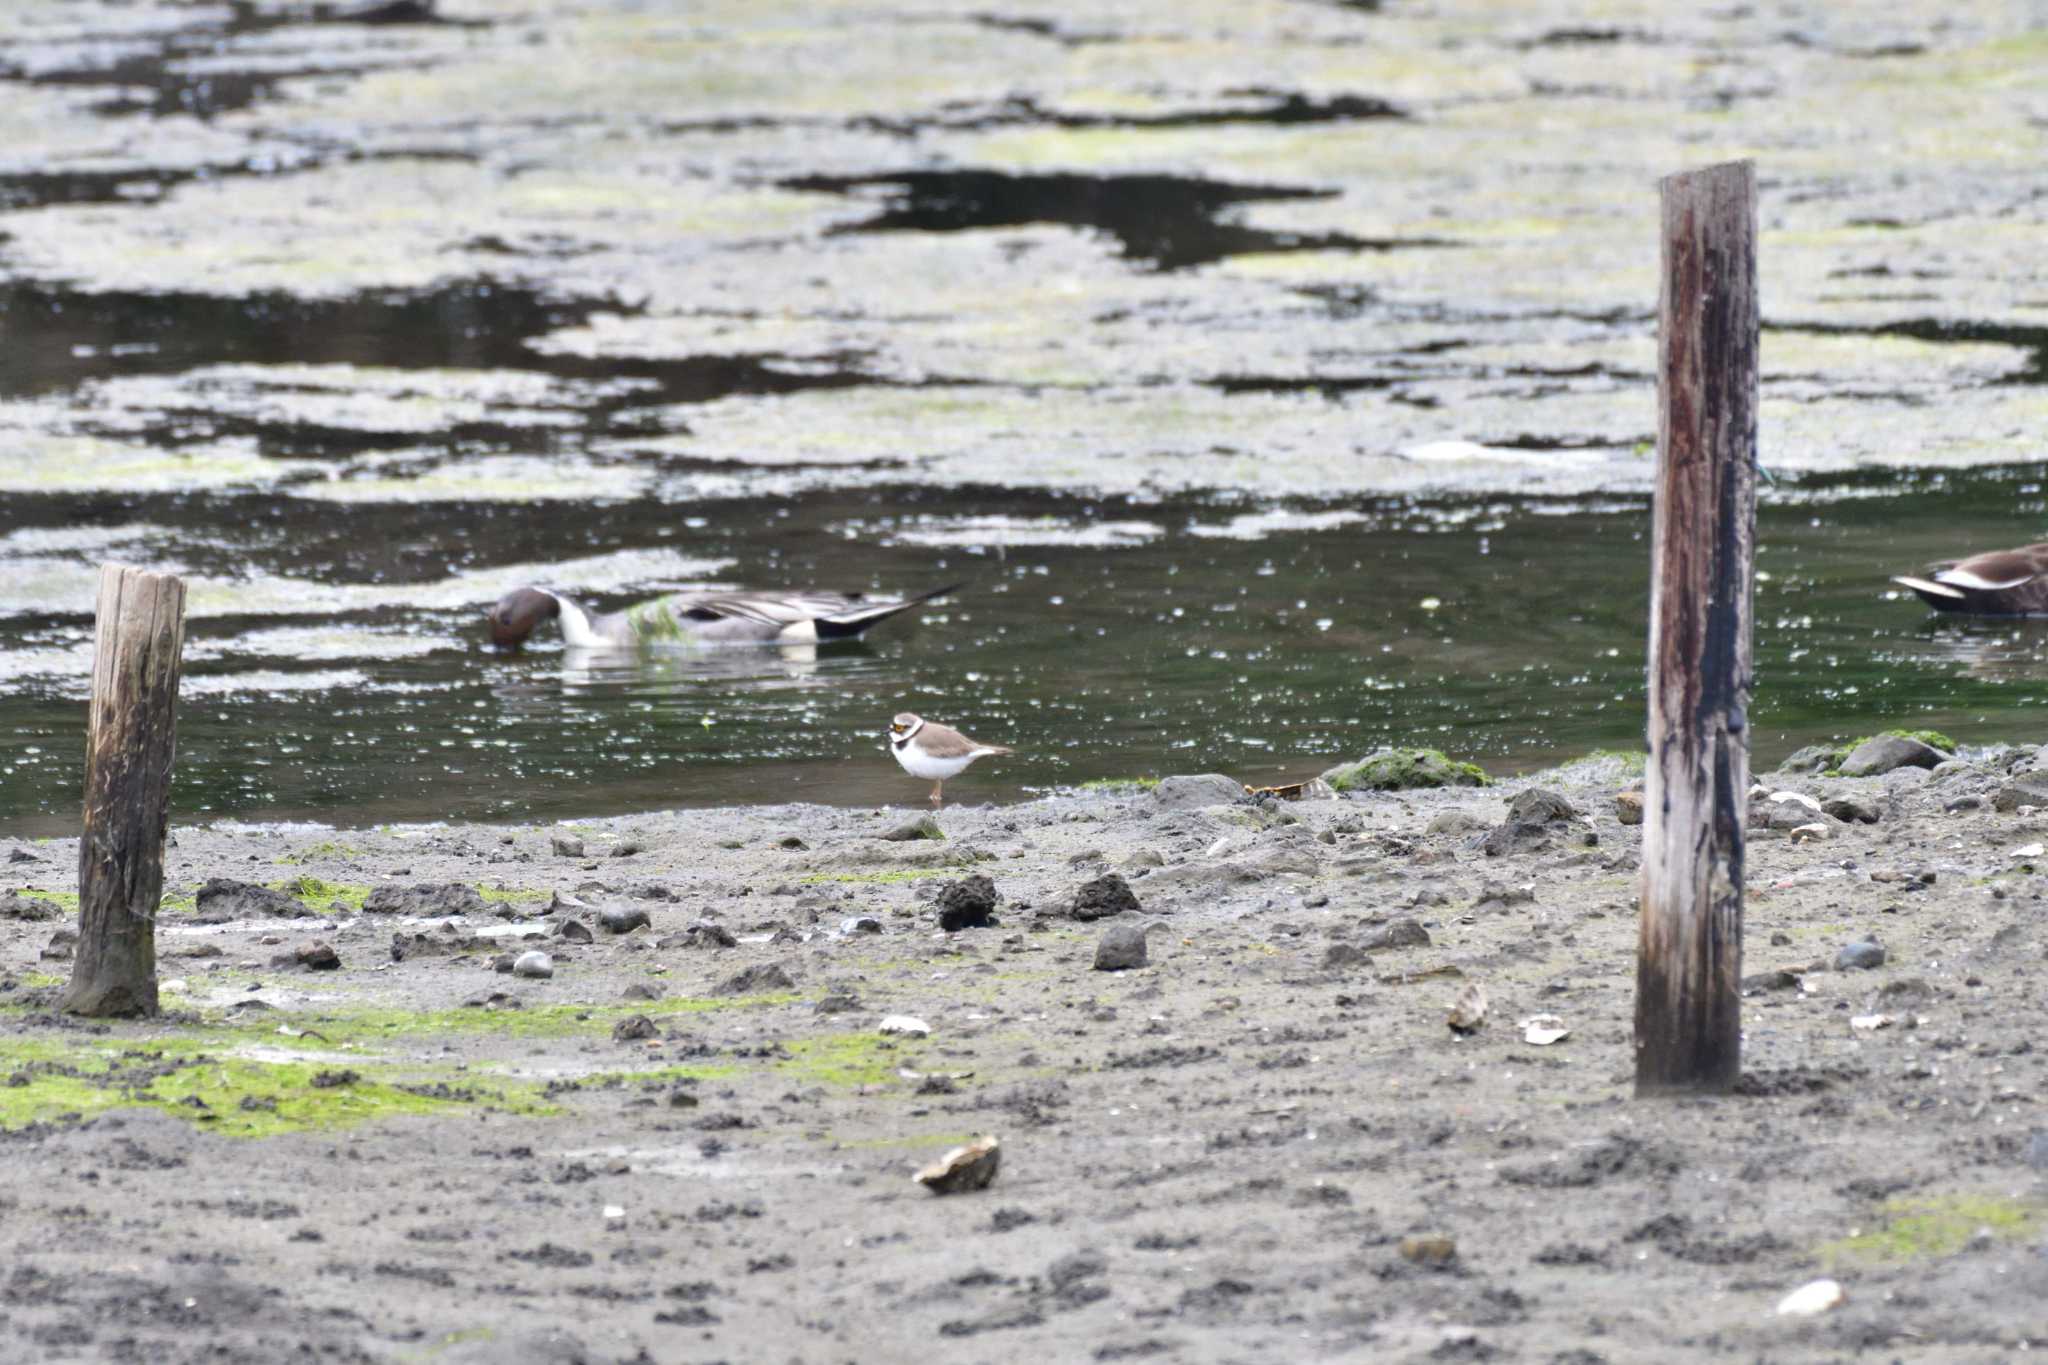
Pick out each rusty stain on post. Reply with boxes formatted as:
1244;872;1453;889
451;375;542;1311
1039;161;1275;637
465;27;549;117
1636;161;1758;1096
63;564;187;1018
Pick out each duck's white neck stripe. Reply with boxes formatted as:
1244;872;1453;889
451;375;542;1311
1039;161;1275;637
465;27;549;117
552;594;603;648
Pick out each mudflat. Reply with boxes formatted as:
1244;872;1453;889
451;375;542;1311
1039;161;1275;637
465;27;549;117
2;750;2042;1362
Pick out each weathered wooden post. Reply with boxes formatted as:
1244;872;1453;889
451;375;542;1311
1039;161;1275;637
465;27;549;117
63;565;187;1018
1636;160;1758;1096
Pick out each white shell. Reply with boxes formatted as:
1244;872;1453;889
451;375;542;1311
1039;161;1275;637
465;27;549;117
1789;823;1829;843
1520;1014;1570;1046
878;1014;931;1036
1775;1278;1846;1316
1769;791;1823;812
1850;1013;1893;1031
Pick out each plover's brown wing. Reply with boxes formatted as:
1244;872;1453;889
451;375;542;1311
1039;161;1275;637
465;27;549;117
913;722;982;760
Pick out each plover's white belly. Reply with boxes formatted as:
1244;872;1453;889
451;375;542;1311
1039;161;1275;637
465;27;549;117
894;745;978;780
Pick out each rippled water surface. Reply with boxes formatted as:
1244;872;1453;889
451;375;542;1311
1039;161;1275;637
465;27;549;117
4;469;2047;835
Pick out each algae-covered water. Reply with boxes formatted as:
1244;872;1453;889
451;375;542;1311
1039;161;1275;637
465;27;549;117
3;468;2046;834
1;0;2044;833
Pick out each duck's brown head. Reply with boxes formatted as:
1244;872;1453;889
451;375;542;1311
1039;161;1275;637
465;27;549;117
487;587;561;649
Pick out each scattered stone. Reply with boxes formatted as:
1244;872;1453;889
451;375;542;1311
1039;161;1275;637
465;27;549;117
1447;981;1488;1034
1425;808;1487;836
1093;923;1149;971
512;950;554;979
881;815;945;842
598;905;650;934
840;915;882;935
1323;749;1486;792
1520;1014;1569;1046
1993;773;2048;813
295;942;340;971
556;918;594;943
1789;823;1829;844
1360;918;1431;951
0;892;59;921
1479;821;1553;857
1836;940;1886;971
1840;734;1949;778
610;838;646;858
7;847;41;863
41;927;77;961
815;992;861;1014
878;1014;931;1036
1508;788;1578;824
1152;774;1246;810
550;834;585;858
362;883;488;916
1777;744;1842;774
1945;794;1990;814
715;963;795;995
195;877;309;921
777;835;808;850
1614;790;1644;825
1822;796;1879;824
1474;880;1536;911
391;927;489;961
1398;1234;1457;1266
676;920;738;950
1068;873;1141;921
936;874;999;931
1322;942;1371;970
1742;969;1802;993
914;1135;1000;1195
1775;1278;1845;1316
622;983;662;1002
308;1068;360;1089
612;1015;658;1042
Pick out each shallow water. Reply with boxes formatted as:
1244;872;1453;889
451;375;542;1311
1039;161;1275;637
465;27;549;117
3;468;2046;835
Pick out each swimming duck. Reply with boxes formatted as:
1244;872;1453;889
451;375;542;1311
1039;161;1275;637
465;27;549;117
488;582;961;649
1893;544;2048;616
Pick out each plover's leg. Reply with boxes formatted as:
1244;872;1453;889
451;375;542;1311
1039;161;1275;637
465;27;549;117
930;781;944;808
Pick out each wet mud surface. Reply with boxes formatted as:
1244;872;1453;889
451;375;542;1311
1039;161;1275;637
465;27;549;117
5;757;2048;1360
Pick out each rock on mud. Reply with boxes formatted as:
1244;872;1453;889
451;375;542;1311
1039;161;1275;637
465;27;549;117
1323;748;1486;792
715;963;795;995
1360;918;1431;951
1152;774;1245;810
598;904;650;934
1836;940;1886;971
513;950;554;978
196;877;309;921
1067;873;1141;921
550;834;585;858
0;891;60;921
881;815;945;842
915;1135;1000;1195
362;883;488;916
1093;923;1148;971
936;874;998;931
1840;734;1950;777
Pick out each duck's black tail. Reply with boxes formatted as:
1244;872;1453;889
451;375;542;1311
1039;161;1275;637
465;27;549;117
816;582;966;640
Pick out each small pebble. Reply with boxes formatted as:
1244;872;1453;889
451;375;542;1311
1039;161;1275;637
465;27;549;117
513;950;554;979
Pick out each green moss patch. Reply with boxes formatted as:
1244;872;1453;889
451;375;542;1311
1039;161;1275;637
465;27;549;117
776;1031;929;1087
1825;1193;2042;1266
238;990;805;1049
274;840;364;865
1079;776;1161;793
1324;748;1489;792
0;1037;551;1137
272;875;370;911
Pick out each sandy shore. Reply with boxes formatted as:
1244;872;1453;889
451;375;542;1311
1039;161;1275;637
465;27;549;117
2;749;2045;1362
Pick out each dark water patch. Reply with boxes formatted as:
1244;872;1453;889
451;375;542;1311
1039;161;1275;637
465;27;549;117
0;149;473;214
1769;319;2048;386
0;280;884;423
855;91;1405;136
0;0;478;124
781;170;1452;271
1209;374;1401;398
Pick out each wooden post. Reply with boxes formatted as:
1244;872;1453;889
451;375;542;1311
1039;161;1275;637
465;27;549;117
1636;161;1758;1096
63;565;186;1018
